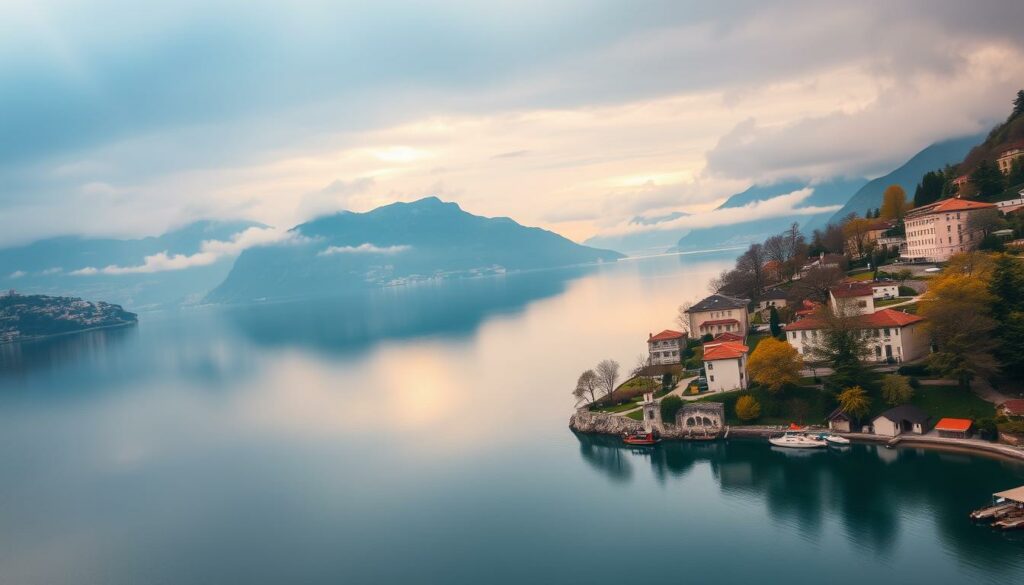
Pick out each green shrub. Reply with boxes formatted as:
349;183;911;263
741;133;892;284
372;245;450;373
908;376;921;389
898;285;917;296
977;418;998;441
661;396;683;423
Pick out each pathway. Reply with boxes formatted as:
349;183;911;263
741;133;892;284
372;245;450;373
613;375;697;417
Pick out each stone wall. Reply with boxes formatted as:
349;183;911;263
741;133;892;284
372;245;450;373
569;409;644;435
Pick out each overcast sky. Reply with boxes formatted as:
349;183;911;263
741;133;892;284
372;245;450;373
2;0;1024;246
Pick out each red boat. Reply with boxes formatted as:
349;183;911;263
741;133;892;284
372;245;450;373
623;431;660;446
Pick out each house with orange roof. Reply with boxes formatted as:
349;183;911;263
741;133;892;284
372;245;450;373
829;282;875;315
647;329;685;365
701;338;749;393
935;418;973;439
783;308;928;363
902;198;998;262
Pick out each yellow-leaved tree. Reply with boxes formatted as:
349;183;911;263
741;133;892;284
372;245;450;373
880;184;910;221
747;337;803;393
837;386;871;420
735;395;761;421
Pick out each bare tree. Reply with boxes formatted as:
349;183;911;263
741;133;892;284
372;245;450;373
735;243;768;300
574;369;599;404
675;301;692;334
631;355;657;395
966;208;1006;237
595;359;621;401
788;266;843;305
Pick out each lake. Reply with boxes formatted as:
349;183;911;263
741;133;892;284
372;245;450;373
1;252;1022;584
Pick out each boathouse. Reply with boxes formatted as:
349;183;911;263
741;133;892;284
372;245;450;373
676;403;725;436
872;405;930;437
826;408;858;433
934;418;973;439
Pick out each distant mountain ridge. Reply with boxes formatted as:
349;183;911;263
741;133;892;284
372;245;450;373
827;133;985;224
673;177;867;252
0;220;265;309
207;197;623;303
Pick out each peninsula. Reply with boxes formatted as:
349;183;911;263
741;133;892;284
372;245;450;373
0;291;137;344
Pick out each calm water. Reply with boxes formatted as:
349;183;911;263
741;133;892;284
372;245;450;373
1;253;1023;585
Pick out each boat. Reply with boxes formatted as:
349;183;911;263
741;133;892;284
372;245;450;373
970;502;1016;522
623;431;660;446
768;425;827;449
817;432;851;447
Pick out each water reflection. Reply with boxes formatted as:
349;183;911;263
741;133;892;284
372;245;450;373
223;267;588;356
574;434;1024;579
0;325;137;382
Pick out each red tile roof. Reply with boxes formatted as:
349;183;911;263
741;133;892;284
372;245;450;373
698;318;739;328
649;329;684;342
908;198;997;218
935;418;973;432
784;308;924;331
831;282;874;298
710;332;744;343
702;341;748;361
1000;399;1024;416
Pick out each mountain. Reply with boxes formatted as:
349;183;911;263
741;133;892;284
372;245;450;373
827;133;985;225
207;197;623;303
584;212;691;256
673;177;867;252
0;291;137;344
0;220;264;310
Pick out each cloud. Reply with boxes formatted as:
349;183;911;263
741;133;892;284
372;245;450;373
318;244;411;256
595;188;838;237
71;227;298;275
9;270;26;279
40;267;63;275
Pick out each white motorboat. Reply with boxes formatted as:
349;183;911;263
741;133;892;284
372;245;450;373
823;434;851;446
768;430;827;449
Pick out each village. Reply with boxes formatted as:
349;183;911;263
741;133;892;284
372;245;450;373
570;162;1024;527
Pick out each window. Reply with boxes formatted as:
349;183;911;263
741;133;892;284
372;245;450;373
710;375;715;382
884;328;890;336
791;332;797;339
801;331;807;340
707;363;714;370
857;300;867;308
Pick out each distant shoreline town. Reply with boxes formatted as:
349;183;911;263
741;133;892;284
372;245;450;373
0;290;137;345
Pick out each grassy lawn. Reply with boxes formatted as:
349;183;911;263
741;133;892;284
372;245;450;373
899;302;920;314
746;332;771;353
909;386;994;420
697;384;831;426
875;297;914;307
847;271;874;281
626;410;644;421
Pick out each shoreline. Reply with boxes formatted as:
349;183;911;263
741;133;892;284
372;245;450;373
1;320;137;346
570;417;1024;463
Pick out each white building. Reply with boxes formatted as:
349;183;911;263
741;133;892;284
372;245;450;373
647;330;685;365
783;308;928;363
870;281;900;300
871;405;930;437
757;288;788;315
685;294;749;339
702;339;749;393
829;282;875;315
902;198;998;263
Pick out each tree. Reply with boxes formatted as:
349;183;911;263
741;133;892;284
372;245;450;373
810;223;846;256
970;160;1005;198
894;269;913;286
880;185;910;221
1014;89;1024;119
966;208;1006;237
769;306;782;338
881;374;914;406
747;337;803;393
806;303;872;388
631;356;657;396
990;254;1024;380
914;169;946;208
675;301;692;335
661;395;683;424
595;360;621;400
838;386;871;420
920;254;999;389
574;369;599;404
1008;159;1024;188
787;265;843;305
734;243;768;300
735;395;761;421
843;216;875;258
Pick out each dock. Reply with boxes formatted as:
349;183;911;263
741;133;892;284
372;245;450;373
972;485;1024;530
